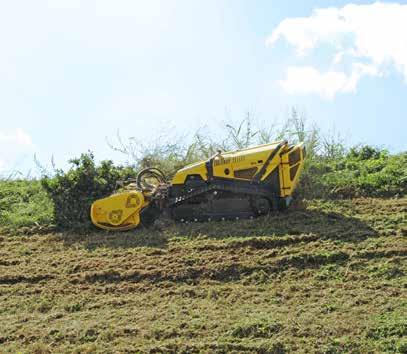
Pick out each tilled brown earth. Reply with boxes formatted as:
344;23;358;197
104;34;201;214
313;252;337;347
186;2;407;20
0;198;406;353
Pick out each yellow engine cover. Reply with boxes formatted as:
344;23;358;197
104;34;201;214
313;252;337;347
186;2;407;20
171;141;306;198
90;190;148;231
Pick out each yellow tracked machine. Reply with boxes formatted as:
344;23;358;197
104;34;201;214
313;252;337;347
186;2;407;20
91;140;306;231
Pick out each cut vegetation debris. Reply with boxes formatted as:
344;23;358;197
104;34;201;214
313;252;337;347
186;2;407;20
0;197;406;352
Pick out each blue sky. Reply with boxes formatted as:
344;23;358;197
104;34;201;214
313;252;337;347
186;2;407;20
0;0;406;175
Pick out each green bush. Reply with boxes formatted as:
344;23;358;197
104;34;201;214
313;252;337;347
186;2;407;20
41;152;136;230
297;147;407;199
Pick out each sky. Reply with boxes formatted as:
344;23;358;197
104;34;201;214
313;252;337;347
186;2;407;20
0;0;406;176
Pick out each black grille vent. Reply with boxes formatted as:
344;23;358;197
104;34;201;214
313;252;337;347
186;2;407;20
289;149;301;166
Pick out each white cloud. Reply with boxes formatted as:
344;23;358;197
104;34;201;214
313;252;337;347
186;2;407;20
280;63;380;99
267;2;407;98
267;7;350;55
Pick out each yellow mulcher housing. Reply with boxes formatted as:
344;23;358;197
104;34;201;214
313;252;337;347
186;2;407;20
91;140;306;231
91;190;149;231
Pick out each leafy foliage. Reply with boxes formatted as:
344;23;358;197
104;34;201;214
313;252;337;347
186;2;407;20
41;152;136;230
299;147;407;199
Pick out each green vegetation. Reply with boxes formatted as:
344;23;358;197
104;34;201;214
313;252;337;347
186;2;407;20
41;153;136;231
1;143;405;233
1;111;405;232
0;180;52;234
300;146;407;199
0;197;405;352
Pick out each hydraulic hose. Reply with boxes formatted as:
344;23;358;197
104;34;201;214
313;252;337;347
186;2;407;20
136;167;167;191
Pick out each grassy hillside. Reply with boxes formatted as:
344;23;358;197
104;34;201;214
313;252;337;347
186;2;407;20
0;117;405;352
0;180;53;234
0;197;406;353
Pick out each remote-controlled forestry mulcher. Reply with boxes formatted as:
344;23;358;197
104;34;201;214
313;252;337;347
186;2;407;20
90;140;306;231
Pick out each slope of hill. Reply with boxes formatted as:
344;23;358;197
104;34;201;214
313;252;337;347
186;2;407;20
0;197;406;353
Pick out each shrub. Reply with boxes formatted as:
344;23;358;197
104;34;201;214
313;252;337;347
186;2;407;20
348;145;385;160
41;152;136;230
297;149;407;199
